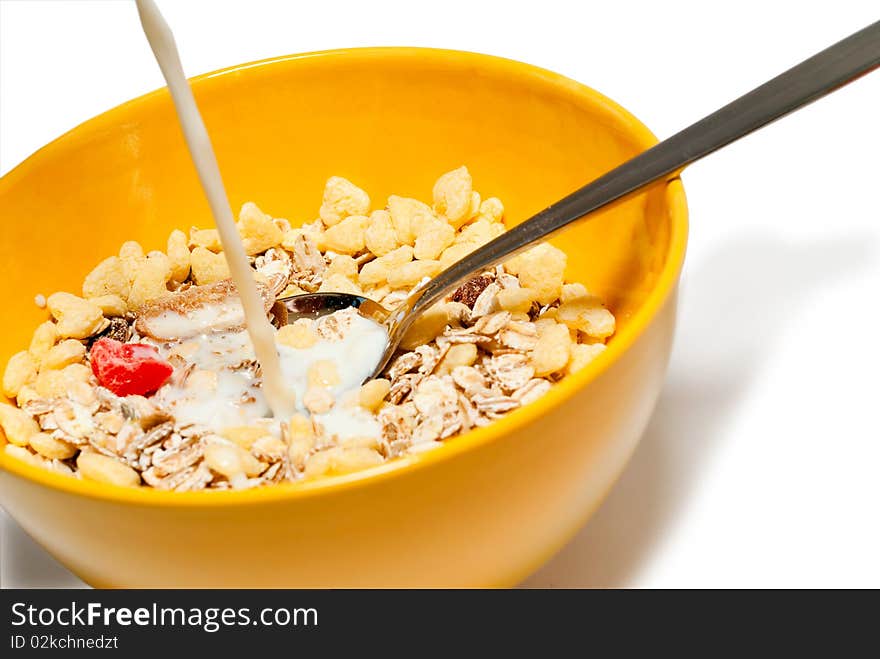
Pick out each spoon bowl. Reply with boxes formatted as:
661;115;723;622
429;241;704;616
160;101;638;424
274;292;396;378
274;292;390;325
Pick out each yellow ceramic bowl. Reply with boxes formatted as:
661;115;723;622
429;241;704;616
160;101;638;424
0;48;687;587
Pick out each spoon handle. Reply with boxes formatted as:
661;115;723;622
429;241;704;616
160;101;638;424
408;20;880;319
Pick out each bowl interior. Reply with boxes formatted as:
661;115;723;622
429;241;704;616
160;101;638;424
0;47;679;435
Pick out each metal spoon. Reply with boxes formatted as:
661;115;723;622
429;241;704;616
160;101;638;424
278;20;880;381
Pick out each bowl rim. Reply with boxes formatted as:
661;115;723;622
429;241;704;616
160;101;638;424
0;46;688;507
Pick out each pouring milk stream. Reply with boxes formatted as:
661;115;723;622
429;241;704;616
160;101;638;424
134;0;295;419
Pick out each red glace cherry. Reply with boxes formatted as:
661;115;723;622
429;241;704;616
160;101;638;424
90;338;173;397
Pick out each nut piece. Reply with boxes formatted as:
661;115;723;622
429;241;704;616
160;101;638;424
358;379;390;411
47;292;105;339
238;202;283;255
167;229;192;282
204;440;265;479
190;246;231;285
400;302;452;351
530;322;571;377
0;402;40;446
29;432;77;460
41;339;86;371
319;176;370;226
432;166;473;228
304;446;383;478
497;287;536;313
436;343;478;375
2;351;38;398
556;295;616;339
77;451;141;487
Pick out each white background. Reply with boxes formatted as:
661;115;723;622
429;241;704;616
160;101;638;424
1;0;878;588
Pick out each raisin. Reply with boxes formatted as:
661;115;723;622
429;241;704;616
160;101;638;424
450;275;493;308
88;317;131;348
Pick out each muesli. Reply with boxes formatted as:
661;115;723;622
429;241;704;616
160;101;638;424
0;167;615;489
